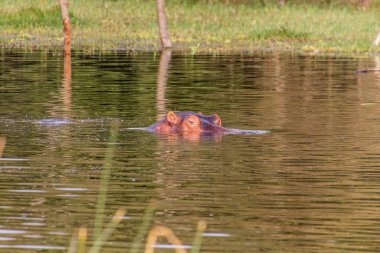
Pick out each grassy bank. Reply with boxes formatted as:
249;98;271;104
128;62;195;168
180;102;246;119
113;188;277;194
1;0;380;54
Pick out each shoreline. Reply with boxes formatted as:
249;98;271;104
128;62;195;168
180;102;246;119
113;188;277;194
1;45;377;58
1;1;379;57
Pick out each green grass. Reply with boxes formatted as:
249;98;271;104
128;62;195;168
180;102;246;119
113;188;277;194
0;0;380;54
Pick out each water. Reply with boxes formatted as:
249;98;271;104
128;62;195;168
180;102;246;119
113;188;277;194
1;50;380;252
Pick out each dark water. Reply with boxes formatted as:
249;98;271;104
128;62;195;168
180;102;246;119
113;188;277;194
1;50;380;253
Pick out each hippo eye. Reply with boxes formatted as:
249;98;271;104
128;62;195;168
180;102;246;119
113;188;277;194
187;119;198;127
186;116;200;128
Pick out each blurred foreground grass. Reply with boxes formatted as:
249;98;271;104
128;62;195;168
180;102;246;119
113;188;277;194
0;0;379;55
67;121;206;253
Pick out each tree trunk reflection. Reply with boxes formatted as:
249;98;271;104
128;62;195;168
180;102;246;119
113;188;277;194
156;49;172;121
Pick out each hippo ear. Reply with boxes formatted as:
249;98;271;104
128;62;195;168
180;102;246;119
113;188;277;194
212;114;222;126
166;111;179;125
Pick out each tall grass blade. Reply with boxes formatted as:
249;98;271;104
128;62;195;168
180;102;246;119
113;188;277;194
67;231;77;253
93;120;120;241
0;136;6;158
372;29;380;47
190;220;207;253
144;226;186;253
67;227;88;253
89;208;126;253
77;227;88;253
129;203;156;253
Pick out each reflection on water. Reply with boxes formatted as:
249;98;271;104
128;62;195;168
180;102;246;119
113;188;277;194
1;51;380;252
156;49;171;121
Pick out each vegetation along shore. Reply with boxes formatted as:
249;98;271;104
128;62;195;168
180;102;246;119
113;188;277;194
1;0;380;55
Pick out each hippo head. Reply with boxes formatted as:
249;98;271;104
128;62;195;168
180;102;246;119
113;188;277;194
140;111;268;141
149;111;224;137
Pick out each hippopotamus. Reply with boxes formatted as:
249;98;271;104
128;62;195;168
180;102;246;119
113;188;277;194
148;111;224;134
143;111;268;138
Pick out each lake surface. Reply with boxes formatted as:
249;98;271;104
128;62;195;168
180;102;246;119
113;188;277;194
1;50;380;253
